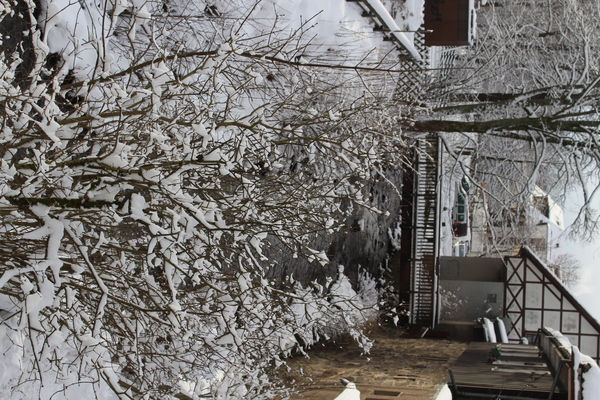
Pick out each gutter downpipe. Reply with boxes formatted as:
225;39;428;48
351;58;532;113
449;370;564;400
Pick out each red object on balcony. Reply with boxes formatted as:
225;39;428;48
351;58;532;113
424;0;474;46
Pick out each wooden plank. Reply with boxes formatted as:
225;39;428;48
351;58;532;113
451;342;563;396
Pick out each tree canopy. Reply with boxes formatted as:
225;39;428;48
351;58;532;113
0;0;415;397
419;0;600;243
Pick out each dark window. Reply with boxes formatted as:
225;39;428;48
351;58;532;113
461;177;470;193
453;223;468;237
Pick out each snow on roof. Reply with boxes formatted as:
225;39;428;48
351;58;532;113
532;186;565;229
258;0;424;62
364;0;422;61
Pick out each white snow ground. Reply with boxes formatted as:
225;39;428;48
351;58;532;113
40;0;425;81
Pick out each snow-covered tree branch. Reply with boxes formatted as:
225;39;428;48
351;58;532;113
0;0;415;397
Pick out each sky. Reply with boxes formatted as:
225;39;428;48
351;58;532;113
563;194;600;323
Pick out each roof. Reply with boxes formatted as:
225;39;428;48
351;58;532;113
504;246;600;363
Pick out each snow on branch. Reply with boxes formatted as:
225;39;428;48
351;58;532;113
0;0;412;397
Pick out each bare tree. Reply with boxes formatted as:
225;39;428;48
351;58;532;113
418;0;600;246
548;253;582;288
0;0;416;398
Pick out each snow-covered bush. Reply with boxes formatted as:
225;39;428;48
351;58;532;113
0;0;411;398
288;266;378;355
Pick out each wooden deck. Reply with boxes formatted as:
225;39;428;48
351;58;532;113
283;327;468;400
450;342;567;399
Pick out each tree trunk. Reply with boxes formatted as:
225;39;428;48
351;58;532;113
413;117;600;135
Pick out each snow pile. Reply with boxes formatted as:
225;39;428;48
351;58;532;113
434;383;453;400
289;268;377;353
358;266;380;321
573;346;600;400
243;0;424;64
545;327;573;350
496;317;509;343
545;327;600;399
481;317;497;343
333;380;360;400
